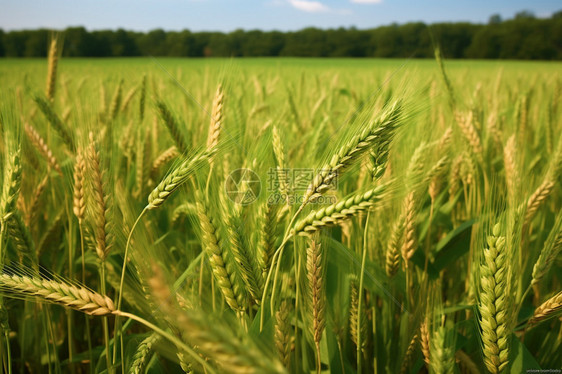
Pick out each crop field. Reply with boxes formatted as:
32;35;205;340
0;45;561;374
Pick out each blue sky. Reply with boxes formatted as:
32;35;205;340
0;0;560;32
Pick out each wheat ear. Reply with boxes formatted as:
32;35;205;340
385;217;404;277
503;135;520;202
0;273;115;316
120;86;137;113
479;224;509;374
272;125;290;201
528;291;562;326
302;101;400;204
257;202;279;282
129;333;159;374
455;111;483;164
399;333;418;374
275;300;292;368
307;240;325;373
73;151;86;223
522;179;555;231
349;277;368;354
195;192;242;312
147;148;215;209
401;192;416;268
150;146;179;179
87;137;111;261
420;319;431;366
149;265;285;374
221;195;262;305
531;211;562;286
7;211;35;264
34;96;75;150
1;146;22;218
46;36;59;102
293;184;387;235
207;83;224;151
455;349;480;374
27;174;49;226
156;101;188;153
139;74;146;121
430;325;455;374
24;123;63;176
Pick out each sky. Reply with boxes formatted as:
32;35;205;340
0;0;560;32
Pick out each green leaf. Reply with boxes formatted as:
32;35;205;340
509;334;541;372
433;219;476;271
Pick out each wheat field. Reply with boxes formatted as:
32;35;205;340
0;41;561;374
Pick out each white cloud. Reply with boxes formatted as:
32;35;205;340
287;0;329;13
350;0;383;4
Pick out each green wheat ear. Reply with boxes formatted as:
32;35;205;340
479;223;510;374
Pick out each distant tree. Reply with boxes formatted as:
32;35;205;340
515;10;535;19
0;30;4;57
64;27;98;56
0;12;561;59
138;29;168;56
489;14;502;24
111;29;140;56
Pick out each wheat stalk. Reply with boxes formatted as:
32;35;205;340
275;300;292;368
87;137;111;261
528;291;562;326
7;211;35;264
108;79;123;121
531;218;562;286
302;101;400;204
307;240;325;373
34;95;75;150
0;273;115;316
195;193;242;312
503;135;520;202
1;145;22;219
349;277;368;355
156;101;188;153
46;36;59;102
220;195;262;305
129;333;159;374
430;325;455;374
523;179;555;231
272;125;290;201
27;174;49;226
207;83;224;151
293;184;387;235
401;192;416;268
257;202;279;282
456;111;483;164
149;265;285;374
139;74;147;121
120;86;137;113
24;122;63;176
455;349;480;374
420;319;431;366
385;217;404;277
150;146;179;179
479;224;509;374
147;148;215;209
399;333;418;374
73;151;86;224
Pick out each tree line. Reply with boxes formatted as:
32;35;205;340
1;10;561;59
